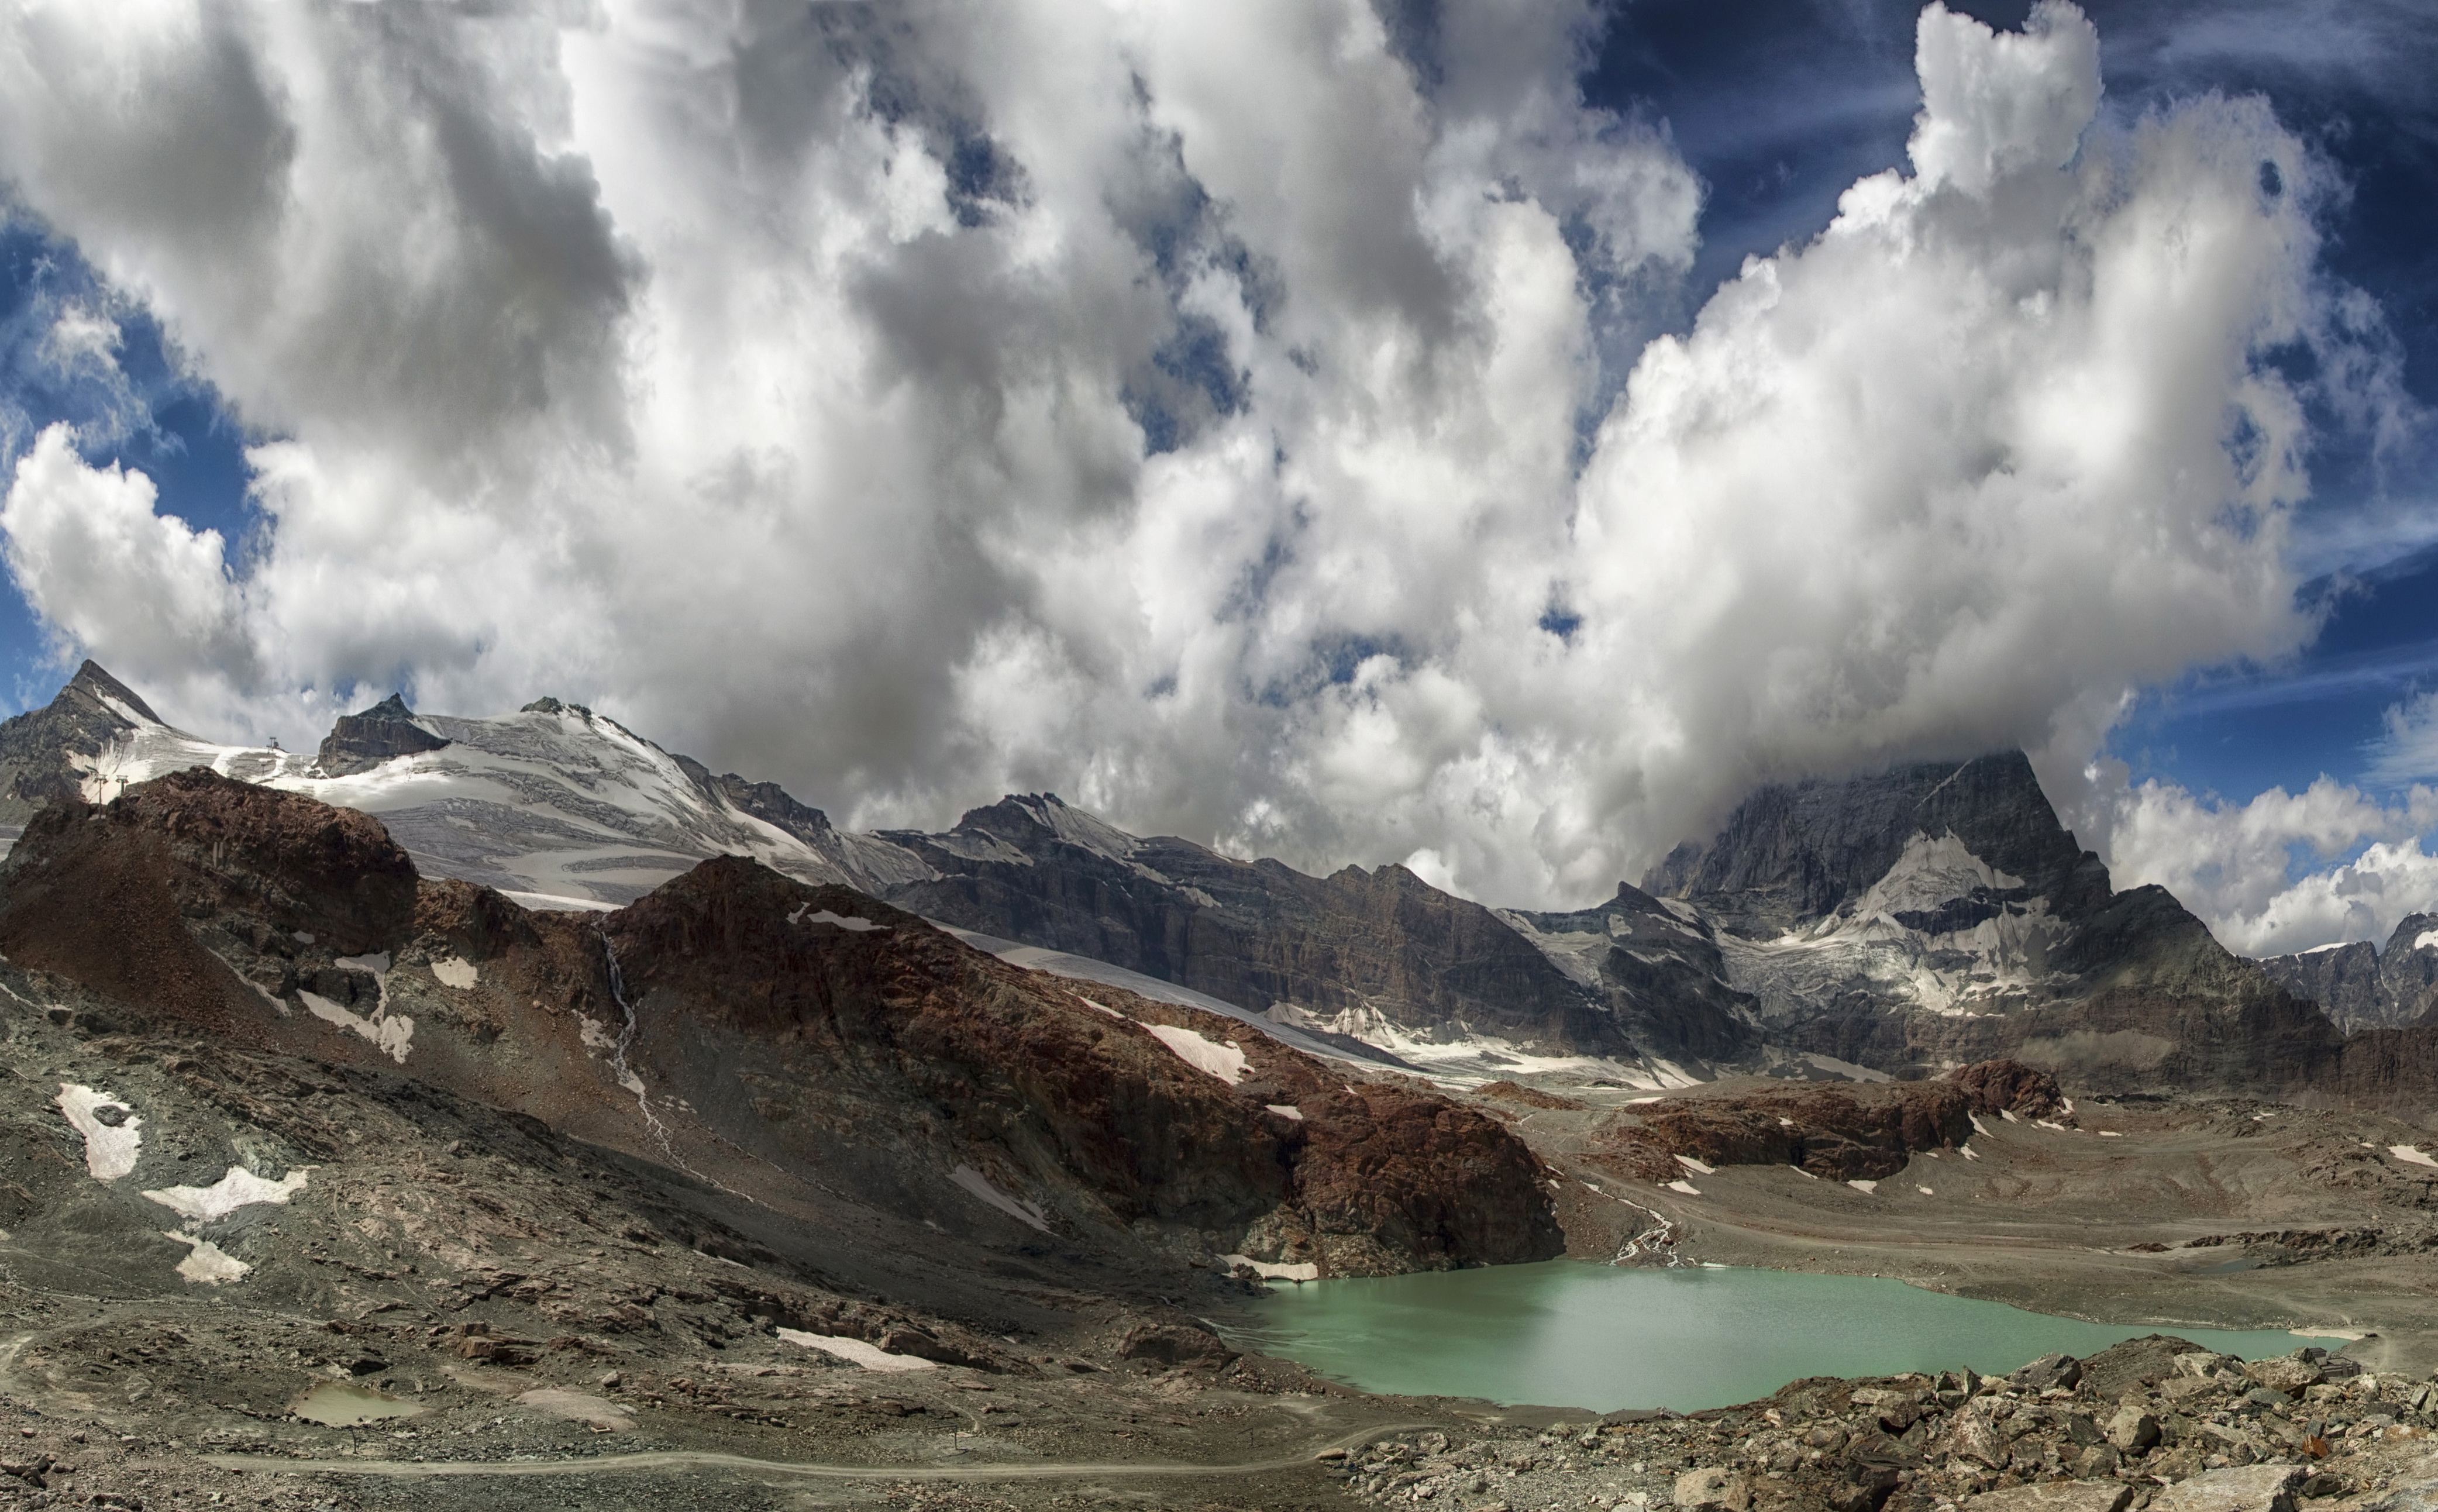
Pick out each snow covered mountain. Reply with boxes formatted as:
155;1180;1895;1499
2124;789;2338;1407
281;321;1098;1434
0;663;928;908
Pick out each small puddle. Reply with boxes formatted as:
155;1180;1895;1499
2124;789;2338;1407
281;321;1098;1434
292;1382;424;1427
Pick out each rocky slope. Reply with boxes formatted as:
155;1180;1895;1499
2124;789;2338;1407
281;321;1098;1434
0;767;1558;1281
880;793;1751;1083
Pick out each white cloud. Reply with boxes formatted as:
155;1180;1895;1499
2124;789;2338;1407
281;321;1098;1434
0;1;2400;912
0;423;254;688
2098;769;2438;955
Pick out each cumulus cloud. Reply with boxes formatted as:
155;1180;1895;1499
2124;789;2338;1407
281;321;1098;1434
1;423;254;683
2101;770;2438;955
0;0;2401;913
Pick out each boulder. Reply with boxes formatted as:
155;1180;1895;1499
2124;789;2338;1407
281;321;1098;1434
2106;1407;2162;1452
1965;1480;2133;1512
1675;1467;1751;1512
2148;1464;2306;1512
2244;1356;2325;1397
2013;1353;2084;1390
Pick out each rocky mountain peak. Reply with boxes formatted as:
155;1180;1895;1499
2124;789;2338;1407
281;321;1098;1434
1643;750;2110;939
315;690;449;777
64;659;164;725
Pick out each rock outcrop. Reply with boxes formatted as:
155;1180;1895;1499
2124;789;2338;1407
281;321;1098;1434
314;693;450;776
1597;1078;1978;1182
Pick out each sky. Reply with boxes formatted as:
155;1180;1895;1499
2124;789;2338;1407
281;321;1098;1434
0;0;2433;956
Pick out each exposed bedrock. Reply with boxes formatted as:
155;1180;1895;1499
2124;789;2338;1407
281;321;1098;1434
0;770;1561;1278
313;692;450;777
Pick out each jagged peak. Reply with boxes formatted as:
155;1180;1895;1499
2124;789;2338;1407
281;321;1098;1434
350;692;418;721
65;660;163;726
520;696;594;718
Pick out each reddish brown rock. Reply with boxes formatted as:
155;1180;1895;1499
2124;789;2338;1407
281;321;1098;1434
1948;1059;2065;1118
1598;1082;1974;1182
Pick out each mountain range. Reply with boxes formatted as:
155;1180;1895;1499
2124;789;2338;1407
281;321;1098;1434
6;660;2433;1111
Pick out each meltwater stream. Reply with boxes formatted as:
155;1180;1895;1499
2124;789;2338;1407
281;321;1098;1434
1233;1261;2345;1413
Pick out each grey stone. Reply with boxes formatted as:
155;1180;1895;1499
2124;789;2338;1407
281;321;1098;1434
2107;1408;2162;1452
2245;1358;2325;1397
1675;1466;1751;1512
2149;1463;2307;1512
1964;1479;2133;1512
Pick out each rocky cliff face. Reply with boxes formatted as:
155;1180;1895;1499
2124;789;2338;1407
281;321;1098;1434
877;794;1752;1080
2259;915;2438;1032
1631;752;2365;1090
314;693;450;776
0;770;1559;1277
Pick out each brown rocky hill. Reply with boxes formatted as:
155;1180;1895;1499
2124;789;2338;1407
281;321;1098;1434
0;769;1560;1280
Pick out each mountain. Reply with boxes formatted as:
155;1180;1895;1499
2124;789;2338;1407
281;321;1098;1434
16;663;2438;1103
1637;751;2438;1098
0;668;928;908
876;793;1753;1084
0;766;1558;1279
2258;915;2438;1033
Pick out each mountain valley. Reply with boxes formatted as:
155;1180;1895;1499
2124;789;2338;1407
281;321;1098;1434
0;665;2434;1510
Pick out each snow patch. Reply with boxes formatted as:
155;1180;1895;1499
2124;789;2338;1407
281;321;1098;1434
1144;1023;1249;1086
431;957;478;989
2416;931;2438;953
796;908;884;932
1220;1253;1320;1282
1674;1154;1716;1176
2098;1130;2122;1138
1969;1114;1993;1137
143;1166;310;1225
578;1015;618;1051
774;1329;936;1372
2390;1145;2438;1170
1665;1180;1702;1196
166;1232;250;1284
2303;941;2351;955
1847;1179;1879;1194
56;1084;141;1180
335;952;391;974
949;1165;1051;1232
1917;1186;1934;1196
300;990;414;1063
1960;1144;1979;1160
1265;1104;1304;1121
1076;997;1125;1019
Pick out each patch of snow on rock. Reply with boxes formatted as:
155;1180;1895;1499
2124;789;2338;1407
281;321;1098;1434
798;908;884;932
949;1165;1051;1232
1220;1253;1320;1282
1848;1179;1879;1194
2391;1145;2438;1170
1675;1154;1716;1176
775;1329;936;1372
299;990;414;1064
431;956;478;989
1665;1180;1702;1196
2417;930;2438;953
1145;1024;1250;1085
143;1166;310;1225
1265;1104;1304;1121
166;1232;250;1284
56;1084;141;1180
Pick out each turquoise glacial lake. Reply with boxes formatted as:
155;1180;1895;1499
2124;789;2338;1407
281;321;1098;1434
1232;1260;2344;1413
